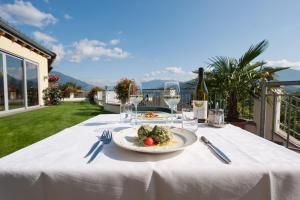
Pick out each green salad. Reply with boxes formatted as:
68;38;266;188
137;125;173;146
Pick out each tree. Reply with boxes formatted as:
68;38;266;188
208;40;287;122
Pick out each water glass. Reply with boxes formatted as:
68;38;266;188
120;103;132;123
182;108;198;132
208;109;225;126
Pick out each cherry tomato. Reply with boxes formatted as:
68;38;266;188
145;112;157;118
143;137;155;146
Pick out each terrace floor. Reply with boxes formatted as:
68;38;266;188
0;102;111;158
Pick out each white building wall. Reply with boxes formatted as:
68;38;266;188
0;36;49;106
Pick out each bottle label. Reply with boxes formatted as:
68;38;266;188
193;100;208;119
170;89;176;96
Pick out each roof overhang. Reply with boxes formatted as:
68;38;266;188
0;18;56;71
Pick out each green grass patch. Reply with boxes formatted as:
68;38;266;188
0;102;111;158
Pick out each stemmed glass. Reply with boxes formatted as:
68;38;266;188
163;81;181;124
129;82;143;125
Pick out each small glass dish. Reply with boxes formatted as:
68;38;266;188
208;109;226;128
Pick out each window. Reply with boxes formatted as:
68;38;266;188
0;54;4;111
26;62;39;106
6;55;24;110
0;52;40;112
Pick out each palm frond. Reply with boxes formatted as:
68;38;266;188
238;40;269;69
262;66;289;73
261;66;289;80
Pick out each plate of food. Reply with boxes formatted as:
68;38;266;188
137;111;168;121
113;125;197;153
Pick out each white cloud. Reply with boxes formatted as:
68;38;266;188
33;31;57;44
51;44;65;62
142;66;196;82
31;34;130;63
32;31;64;62
69;38;130;63
267;59;300;70
87;79;117;87
64;14;72;20
165;66;185;75
110;39;120;45
0;0;57;27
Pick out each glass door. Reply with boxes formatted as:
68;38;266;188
0;54;4;111
6;55;25;110
25;61;39;106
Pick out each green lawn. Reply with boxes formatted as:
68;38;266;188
0;102;111;158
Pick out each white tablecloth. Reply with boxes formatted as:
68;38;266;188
1;114;300;200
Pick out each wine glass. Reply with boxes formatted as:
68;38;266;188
163;81;181;124
129;82;143;125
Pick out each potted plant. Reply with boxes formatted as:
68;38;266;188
43;73;62;105
48;74;60;88
88;86;103;103
207;40;287;128
114;78;136;104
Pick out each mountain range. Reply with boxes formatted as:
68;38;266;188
276;69;300;91
275;69;300;81
50;69;300;91
50;71;93;91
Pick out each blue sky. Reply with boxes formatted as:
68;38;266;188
1;0;300;86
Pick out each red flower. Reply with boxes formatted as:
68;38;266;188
48;74;60;82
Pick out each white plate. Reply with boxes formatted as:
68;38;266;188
113;126;197;154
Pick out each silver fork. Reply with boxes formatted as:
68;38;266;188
87;130;112;163
84;130;107;158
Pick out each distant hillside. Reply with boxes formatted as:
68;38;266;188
277;69;300;81
50;71;93;91
141;79;192;90
142;80;166;89
277;69;300;91
49;69;300;92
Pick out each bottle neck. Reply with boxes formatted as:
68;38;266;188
198;68;204;80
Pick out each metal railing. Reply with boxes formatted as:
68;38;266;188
140;89;194;111
102;89;254;118
260;80;300;151
280;95;300;141
208;93;254;120
140;89;254;119
74;91;88;98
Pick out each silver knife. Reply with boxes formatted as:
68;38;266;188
201;136;231;164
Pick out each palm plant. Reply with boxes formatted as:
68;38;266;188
208;40;287;122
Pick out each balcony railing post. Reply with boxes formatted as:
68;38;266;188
286;96;292;148
271;92;277;142
260;78;267;138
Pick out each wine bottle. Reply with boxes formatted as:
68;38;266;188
193;67;208;123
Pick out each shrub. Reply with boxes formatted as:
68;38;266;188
88;86;103;103
60;82;82;98
43;87;62;105
115;78;135;104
